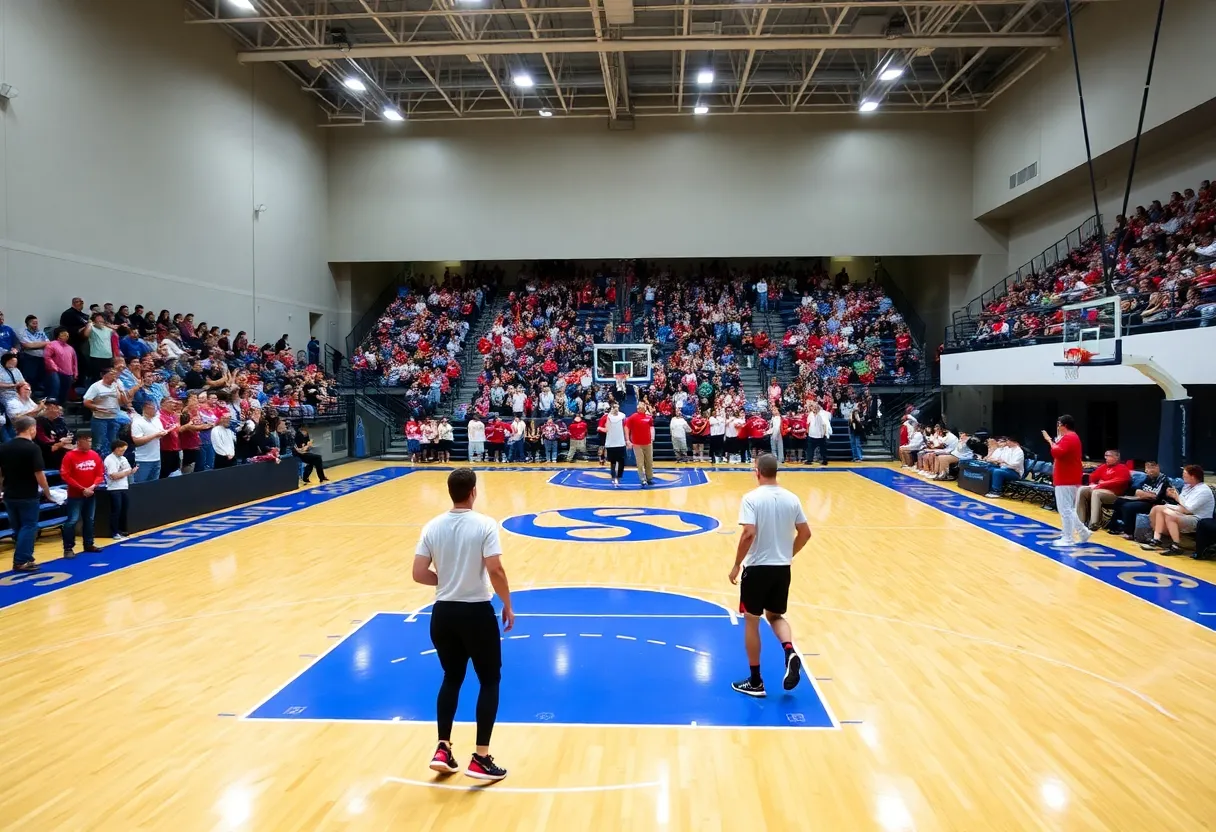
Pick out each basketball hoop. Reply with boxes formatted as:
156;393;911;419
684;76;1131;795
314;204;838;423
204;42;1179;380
1061;347;1094;381
614;372;628;388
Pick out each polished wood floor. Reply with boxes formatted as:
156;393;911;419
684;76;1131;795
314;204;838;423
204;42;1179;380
2;461;1215;831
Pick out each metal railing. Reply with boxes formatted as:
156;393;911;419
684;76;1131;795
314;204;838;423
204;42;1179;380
954;215;1102;326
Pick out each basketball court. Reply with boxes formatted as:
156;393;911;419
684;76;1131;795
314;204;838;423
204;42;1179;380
2;458;1215;830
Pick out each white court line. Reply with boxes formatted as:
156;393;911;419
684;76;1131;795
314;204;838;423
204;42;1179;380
241;715;837;731
543;633;566;638
646;639;666;646
508;635;530;640
616;635;637;641
403;613;731;619
579;633;602;638
674;645;696;653
383;776;662;794
419;649;436;656
390;657;407;664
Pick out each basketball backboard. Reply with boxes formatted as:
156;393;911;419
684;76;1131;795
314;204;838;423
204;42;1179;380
593;343;653;383
1057;295;1123;371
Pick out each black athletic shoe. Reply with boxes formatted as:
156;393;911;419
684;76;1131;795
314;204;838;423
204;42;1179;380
731;678;766;698
429;743;460;774
466;753;507;781
1161;543;1184;557
782;652;802;691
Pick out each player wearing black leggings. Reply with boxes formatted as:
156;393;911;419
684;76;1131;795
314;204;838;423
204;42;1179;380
413;469;515;781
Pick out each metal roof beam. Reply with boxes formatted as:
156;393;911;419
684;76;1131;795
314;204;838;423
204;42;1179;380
237;34;1063;62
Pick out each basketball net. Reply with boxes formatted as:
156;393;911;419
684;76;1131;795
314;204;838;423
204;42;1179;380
614;373;628;389
1061;347;1095;381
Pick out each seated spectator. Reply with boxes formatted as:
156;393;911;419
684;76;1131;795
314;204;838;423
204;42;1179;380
983;437;1026;497
898;422;925;469
1141;465;1215;556
1105;460;1171;538
5;382;43;426
293;426;328;484
1076;450;1132;530
35;398;72;469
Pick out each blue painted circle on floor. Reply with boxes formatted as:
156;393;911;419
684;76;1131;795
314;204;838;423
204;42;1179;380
549;469;709;491
502;506;720;542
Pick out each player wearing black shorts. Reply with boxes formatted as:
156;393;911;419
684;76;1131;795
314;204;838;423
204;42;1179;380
728;453;812;697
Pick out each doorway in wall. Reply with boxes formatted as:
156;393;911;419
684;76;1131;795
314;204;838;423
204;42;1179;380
1085;400;1118;460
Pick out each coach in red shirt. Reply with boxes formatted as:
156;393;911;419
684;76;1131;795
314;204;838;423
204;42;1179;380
745;413;769;458
1043;414;1087;548
1076;449;1132;530
59;428;105;558
566;415;589;462
624;403;656;486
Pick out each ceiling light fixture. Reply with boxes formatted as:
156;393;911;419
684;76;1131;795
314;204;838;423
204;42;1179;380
696;69;714;86
382;107;405;122
879;67;905;82
693;104;709;115
538;108;553;117
228;0;256;10
859;100;879;113
342;77;367;92
513;73;534;88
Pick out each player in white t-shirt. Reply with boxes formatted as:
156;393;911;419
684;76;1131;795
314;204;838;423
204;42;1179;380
466;416;485;462
728;453;812;698
413;469;513;782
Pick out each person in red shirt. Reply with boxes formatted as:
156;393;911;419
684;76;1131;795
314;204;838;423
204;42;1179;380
1043;414;1087;547
689;412;709;462
404;418;423;463
624;403;656;486
59;428;105;558
746;413;770;459
1076;449;1132;530
485;417;506;463
788;413;807;463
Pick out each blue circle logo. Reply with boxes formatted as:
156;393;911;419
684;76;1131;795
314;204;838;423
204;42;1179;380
549;469;708;491
502;507;720;542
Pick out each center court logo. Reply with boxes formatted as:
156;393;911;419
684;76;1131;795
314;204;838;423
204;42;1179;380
549;469;708;491
502;506;719;542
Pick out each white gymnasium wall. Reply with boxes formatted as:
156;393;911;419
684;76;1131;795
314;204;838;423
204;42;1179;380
327;115;1009;265
943;329;1216;387
0;0;336;349
1003;116;1216;273
973;0;1216;220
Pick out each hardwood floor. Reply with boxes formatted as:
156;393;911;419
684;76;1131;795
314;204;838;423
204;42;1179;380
1;461;1214;831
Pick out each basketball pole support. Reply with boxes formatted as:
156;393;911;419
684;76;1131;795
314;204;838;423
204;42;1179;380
1124;354;1191;477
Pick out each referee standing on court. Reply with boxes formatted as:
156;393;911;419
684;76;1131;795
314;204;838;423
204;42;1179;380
413;469;514;781
728;453;812;697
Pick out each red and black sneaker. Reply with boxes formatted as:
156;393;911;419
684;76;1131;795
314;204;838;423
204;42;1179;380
465;753;508;781
428;743;460;774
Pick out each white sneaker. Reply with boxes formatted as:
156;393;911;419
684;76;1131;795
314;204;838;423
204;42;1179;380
1076;528;1092;544
1049;537;1074;548
113;533;128;541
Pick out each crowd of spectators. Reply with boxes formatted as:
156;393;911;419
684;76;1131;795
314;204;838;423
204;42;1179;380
0;295;341;479
961;178;1216;349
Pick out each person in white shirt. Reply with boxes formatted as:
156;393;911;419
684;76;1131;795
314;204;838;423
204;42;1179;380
929;430;968;480
538;387;555;417
83;366;130;458
1143;464;1215;555
467;416;486;462
805;402;832;467
413;469;513;782
129;400;169;483
510;388;526;417
599;402;627;485
899;424;925;468
104;439;136;540
211;418;236;469
983;437;1026;497
508;416;526;463
708;410;726;463
729;453;812;698
755;278;769;312
724;412;743;463
767;406;783;463
669;413;690;463
919;429;958;476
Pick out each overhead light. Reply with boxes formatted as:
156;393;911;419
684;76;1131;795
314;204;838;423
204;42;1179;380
879;67;905;82
696;69;714;86
538;108;553;117
228;0;255;10
859;100;880;113
693;104;709;115
382;107;405;122
513;73;534;88
342;77;367;92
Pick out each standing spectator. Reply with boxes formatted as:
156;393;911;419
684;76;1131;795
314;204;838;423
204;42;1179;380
83;366;128;458
307;336;321;367
768;406;785;464
0;416;56;572
689;411;708;463
566;413;588;462
806;402;832;467
1142;465;1215;556
467;414;486;462
709;408;726;463
847;407;865;462
43;327;78;403
755;278;769;312
18;315;47;395
508;415;526;463
84;312;115;383
625;401;656;486
1043;415;1087;548
405;418;423;463
1076;450;1132;530
438;417;454;463
130;400;169;482
158;398;183;478
293;426;329;484
104;438;135;540
0;310;17;354
0;353;26;438
178;397;204;474
541;417;560;463
486;416;506;463
59;428;105;558
669;412;690;463
600;401;628;486
59;297;90;371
